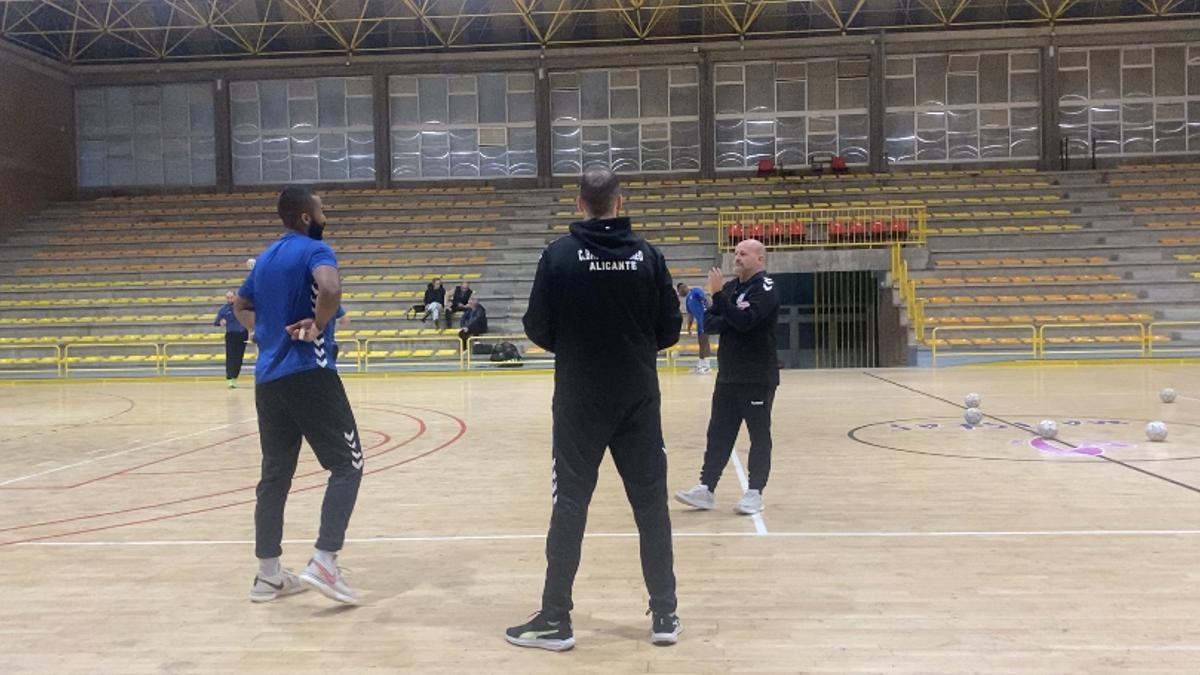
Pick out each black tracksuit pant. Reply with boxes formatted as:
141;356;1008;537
254;367;363;559
541;393;677;617
700;383;776;493
225;330;249;380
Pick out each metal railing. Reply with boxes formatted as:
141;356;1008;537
465;334;550;370
362;337;463;372
930;325;1039;365
0;344;61;376
1147;321;1200;356
62;342;161;376
162;340;257;375
889;244;926;344
719;206;927;252
1039;323;1146;358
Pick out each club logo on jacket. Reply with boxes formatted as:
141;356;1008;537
577;248;641;271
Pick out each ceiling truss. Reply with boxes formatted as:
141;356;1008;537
1;0;1198;64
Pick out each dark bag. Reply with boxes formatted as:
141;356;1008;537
489;341;522;366
472;342;494;356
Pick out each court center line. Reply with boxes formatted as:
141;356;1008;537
861;371;1200;497
18;528;1200;547
729;450;768;534
0;417;258;487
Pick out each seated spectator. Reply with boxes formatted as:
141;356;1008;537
448;280;473;326
458;296;488;350
421;278;446;328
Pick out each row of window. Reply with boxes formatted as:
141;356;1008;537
75;45;1200;187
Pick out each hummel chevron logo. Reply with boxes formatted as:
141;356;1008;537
343;430;356;443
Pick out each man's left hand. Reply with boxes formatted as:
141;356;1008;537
707;267;724;294
286;318;321;342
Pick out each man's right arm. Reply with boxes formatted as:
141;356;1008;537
311;265;341;332
233;296;255;334
523;251;556;352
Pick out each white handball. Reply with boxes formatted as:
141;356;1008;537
964;393;981;408
964;408;984;426
1036;419;1058;439
1146;421;1168;442
246;257;256;270
1160;388;1176;404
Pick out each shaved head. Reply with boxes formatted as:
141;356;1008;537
733;238;767;281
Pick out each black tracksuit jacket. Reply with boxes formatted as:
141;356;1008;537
705;271;780;387
523;216;681;398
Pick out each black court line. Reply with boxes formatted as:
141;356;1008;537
862;370;1200;497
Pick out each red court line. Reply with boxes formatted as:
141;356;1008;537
0;409;419;536
0;407;466;547
0;430;261;492
127;429;390;477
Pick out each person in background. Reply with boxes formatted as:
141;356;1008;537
677;282;712;373
421;278;446;328
215;290;251;389
675;240;779;516
448;280;474;327
457;296;488;350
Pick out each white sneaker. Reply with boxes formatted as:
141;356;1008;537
674;484;715;510
248;569;306;603
734;489;764;515
299;557;359;605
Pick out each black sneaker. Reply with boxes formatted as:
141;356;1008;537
650;612;682;646
505;611;575;651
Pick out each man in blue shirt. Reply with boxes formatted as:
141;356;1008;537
677;283;712;373
233;186;363;606
214;290;251;388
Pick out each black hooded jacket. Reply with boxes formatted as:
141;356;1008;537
523;216;681;397
705;270;780;386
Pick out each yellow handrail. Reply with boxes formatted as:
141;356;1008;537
930;325;1038;366
161;340;260;375
362;337;463;372
0;344;61;376
63;342;161;377
1038;323;1147;357
464;334;546;369
1147;321;1200;356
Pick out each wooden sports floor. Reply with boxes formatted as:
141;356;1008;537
2;364;1200;673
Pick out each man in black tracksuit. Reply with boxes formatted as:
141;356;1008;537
675;239;779;516
505;169;683;652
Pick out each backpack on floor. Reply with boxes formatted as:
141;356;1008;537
489;341;522;366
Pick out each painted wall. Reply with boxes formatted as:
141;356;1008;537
0;46;73;229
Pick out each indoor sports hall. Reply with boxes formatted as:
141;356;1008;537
2;1;1200;672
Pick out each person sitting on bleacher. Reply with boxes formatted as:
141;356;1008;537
448;281;473;327
458;296;488;350
420;278;446;328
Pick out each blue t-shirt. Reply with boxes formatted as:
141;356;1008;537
685;287;707;317
239;232;339;384
214;303;246;333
